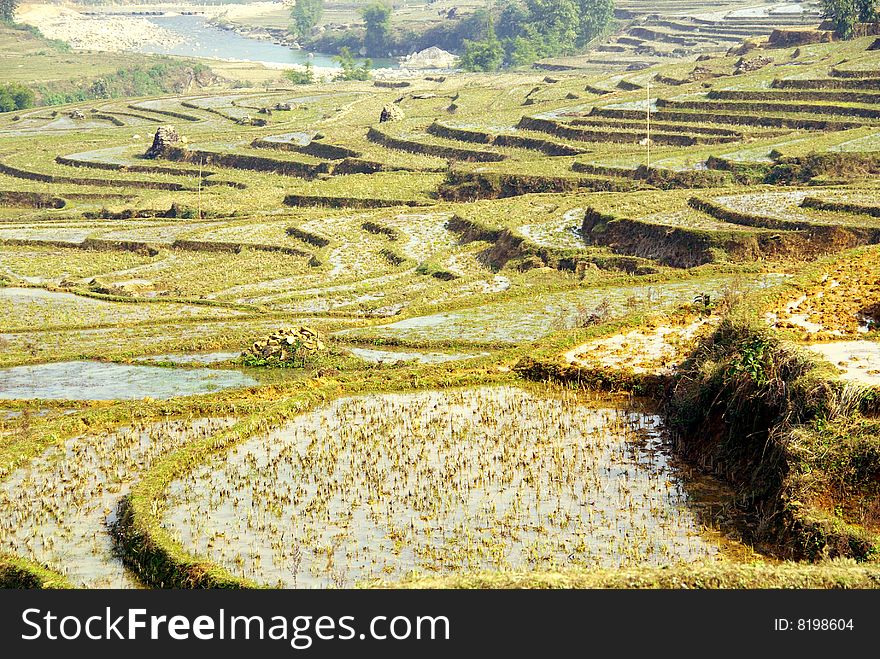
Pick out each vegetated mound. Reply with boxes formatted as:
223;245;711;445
665;315;879;561
243;326;326;368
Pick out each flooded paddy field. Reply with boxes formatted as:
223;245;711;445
0;418;235;587
338;274;785;345
162;387;740;588
0;361;257;401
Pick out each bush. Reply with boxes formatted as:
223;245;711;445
285;62;315;85
0;83;34;113
334;47;371;81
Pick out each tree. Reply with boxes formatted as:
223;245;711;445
822;0;878;37
0;83;34;112
576;0;615;46
823;0;861;37
361;1;392;57
334;47;371;81
290;0;323;40
858;0;878;21
525;0;579;55
0;0;18;23
285;62;315;85
460;32;504;72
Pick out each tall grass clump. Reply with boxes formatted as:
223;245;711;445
665;311;879;560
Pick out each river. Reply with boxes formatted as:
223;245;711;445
138;14;396;69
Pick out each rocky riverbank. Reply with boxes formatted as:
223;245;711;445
17;5;183;52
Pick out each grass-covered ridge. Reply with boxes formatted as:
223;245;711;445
666;314;880;560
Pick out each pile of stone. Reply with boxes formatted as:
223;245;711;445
688;66;716;82
735;56;772;74
380;104;405;123
245;326;326;366
144;126;182;159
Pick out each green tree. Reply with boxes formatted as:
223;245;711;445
576;0;615;46
525;0;579;55
822;0;877;37
290;0;323;40
361;1;392;57
334;47;371;81
0;0;18;22
285;62;315;85
0;83;34;112
823;0;861;37
460;32;504;72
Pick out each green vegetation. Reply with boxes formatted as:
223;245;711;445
290;0;324;40
34;62;214;107
362;1;393;57
822;0;879;38
334;47;371;80
0;0;17;24
0;82;33;112
284;62;315;85
462;0;614;70
667;315;879;559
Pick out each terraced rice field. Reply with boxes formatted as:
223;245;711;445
1;22;878;590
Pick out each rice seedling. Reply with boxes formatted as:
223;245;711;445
161;387;735;588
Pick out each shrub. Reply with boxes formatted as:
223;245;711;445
285;62;315;85
334;47;371;81
0;83;34;113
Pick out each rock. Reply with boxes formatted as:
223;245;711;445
380;104;405;123
688;66;716;82
274;102;293;111
244;326;327;367
728;39;759;56
401;46;457;69
735;56;772;74
144;126;181;159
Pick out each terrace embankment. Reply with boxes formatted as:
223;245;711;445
579;203;880;269
0;555;72;588
664;316;880;561
438;170;637;202
447;215;652;275
515;311;880;563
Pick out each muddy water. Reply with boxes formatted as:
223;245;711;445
349;348;488;364
0;418;235;588
337;274;786;344
162;386;737;588
0;361;257;400
131;351;241;366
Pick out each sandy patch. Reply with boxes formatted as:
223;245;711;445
766;254;880;339
564;319;713;375
806;341;880;386
17;5;182;51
